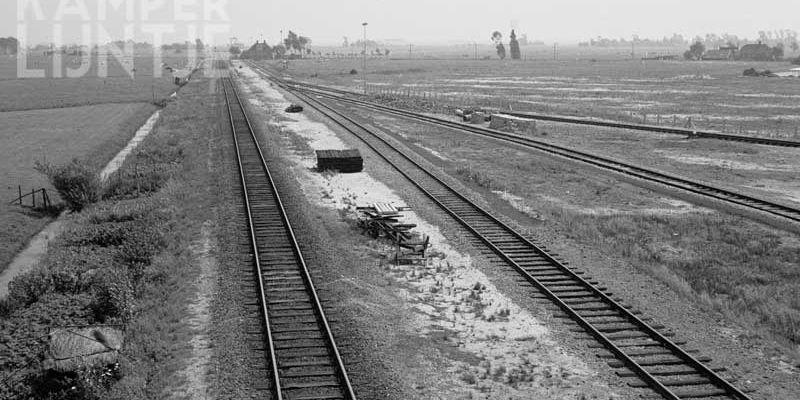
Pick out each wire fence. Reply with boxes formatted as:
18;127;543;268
363;84;800;140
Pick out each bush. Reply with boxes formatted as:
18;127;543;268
5;266;53;307
91;269;135;322
36;160;101;212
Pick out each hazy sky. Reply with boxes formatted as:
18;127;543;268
4;0;800;46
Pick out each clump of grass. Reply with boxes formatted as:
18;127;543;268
459;371;477;385
553;207;800;347
103;147;183;201
454;165;498;190
35;159;101;212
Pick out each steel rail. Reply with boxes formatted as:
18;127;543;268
223;76;357;400
255;69;752;400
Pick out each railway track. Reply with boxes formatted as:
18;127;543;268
222;76;356;400
276;77;800;148
250;67;800;227
499;110;800;148
241;68;753;400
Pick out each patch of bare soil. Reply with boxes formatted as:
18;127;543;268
235;62;628;399
164;221;218;399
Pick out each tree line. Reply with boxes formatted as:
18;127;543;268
0;37;19;55
580;30;800;51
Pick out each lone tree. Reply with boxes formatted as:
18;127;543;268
773;42;785;60
284;31;311;57
509;29;521;60
491;31;506;60
683;41;705;60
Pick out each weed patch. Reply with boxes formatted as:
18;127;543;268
555;209;800;346
35;160;102;212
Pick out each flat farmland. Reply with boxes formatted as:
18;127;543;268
0;102;157;272
269;56;800;213
280;56;800;136
0;54;193;111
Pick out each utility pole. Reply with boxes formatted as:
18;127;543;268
553;43;558;60
408;44;413;59
474;42;478;60
362;22;368;94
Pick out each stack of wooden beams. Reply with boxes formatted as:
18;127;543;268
316;149;363;173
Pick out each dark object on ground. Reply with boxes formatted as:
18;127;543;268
349;69;358;75
316;149;363;172
457;108;493;122
743;68;777;77
285;104;304;113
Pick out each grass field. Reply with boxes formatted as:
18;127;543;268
274;54;800;136
0;102;157;273
0;54;194;111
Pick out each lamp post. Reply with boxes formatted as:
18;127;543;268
362;22;368;94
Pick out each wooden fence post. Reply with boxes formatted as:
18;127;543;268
31;188;35;208
18;185;22;205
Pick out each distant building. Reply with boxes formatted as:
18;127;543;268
737;43;777;61
241;41;273;60
702;49;735;61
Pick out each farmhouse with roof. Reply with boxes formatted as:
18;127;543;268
737;43;779;61
241;41;273;60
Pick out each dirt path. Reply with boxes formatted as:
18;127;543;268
164;221;218;399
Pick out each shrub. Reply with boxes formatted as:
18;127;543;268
115;226;166;268
36;160;101;212
90;269;135;322
5;266;54;307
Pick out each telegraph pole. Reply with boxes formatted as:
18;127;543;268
362;22;368;94
553;43;558;60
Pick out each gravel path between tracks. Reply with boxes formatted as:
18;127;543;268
235;63;634;399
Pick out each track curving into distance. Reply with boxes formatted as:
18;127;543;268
254;68;800;227
223;76;356;400
248;67;752;400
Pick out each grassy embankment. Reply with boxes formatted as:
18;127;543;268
0;76;225;399
0;103;158;273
